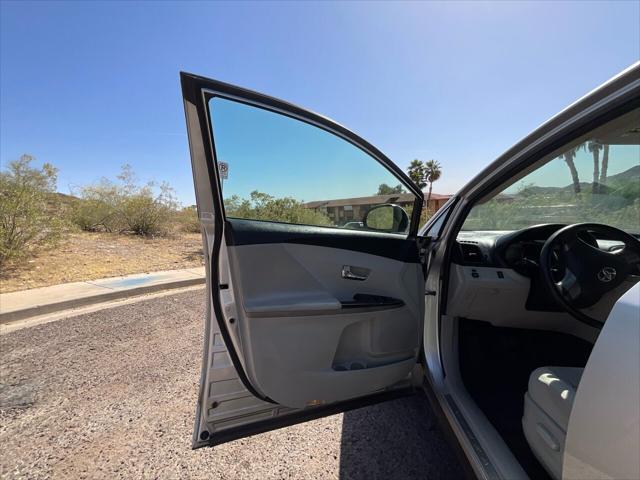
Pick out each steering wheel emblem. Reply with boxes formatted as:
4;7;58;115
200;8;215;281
597;266;617;283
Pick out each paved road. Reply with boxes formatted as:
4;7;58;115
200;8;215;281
0;289;463;479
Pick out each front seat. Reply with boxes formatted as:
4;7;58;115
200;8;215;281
522;366;584;480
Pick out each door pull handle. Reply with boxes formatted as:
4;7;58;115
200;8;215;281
342;265;369;281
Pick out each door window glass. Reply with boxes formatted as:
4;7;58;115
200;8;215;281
208;97;417;234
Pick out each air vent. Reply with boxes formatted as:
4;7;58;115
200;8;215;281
459;242;483;263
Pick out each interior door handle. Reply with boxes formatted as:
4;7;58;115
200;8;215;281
341;265;369;281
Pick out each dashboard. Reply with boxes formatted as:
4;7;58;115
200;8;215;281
448;224;630;337
454;223;626;276
452;225;569;313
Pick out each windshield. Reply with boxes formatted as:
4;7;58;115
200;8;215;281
463;109;640;234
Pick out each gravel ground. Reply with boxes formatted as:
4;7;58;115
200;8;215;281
0;289;463;479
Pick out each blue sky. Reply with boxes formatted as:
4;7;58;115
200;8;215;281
1;1;639;205
210;96;416;202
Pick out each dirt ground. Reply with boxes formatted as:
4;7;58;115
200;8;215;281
0;232;204;293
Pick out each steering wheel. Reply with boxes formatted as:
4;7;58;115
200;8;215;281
540;223;640;328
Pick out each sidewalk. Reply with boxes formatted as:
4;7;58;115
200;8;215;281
0;267;205;323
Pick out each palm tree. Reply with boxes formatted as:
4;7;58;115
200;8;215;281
588;141;602;193
563;148;581;194
424;159;442;208
407;159;427;189
599;144;610;189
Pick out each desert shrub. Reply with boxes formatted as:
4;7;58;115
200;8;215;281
175;206;200;233
71;179;122;232
72;165;178;237
0;155;65;266
119;183;178;236
225;191;332;226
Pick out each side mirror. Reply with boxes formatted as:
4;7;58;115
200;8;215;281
363;204;409;233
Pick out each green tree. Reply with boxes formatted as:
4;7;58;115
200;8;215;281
407;159;427;189
376;183;404;195
225;191;331;226
424;159;442;206
0;154;65;266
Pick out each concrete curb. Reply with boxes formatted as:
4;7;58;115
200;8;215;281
0;269;205;324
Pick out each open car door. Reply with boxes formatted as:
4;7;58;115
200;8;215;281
181;72;426;448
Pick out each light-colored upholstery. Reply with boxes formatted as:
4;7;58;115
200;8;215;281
522;366;584;480
527;366;583;430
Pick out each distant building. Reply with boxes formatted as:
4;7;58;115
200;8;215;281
304;192;451;225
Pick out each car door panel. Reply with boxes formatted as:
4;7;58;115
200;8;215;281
226;233;424;409
181;72;425;447
199;227;424;446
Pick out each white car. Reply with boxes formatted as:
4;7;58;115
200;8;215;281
180;63;640;480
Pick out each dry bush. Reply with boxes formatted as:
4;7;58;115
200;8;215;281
72;165;178;237
175;206;200;233
0;155;66;266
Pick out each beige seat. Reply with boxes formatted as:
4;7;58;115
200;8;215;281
522;366;584;480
